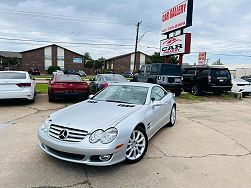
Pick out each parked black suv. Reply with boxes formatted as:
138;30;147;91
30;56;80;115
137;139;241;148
182;66;232;95
133;63;183;96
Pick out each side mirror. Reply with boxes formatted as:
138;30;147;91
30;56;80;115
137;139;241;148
151;100;164;107
89;94;94;99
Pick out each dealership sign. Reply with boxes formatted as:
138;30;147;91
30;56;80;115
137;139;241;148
160;33;191;56
162;0;193;34
198;52;207;65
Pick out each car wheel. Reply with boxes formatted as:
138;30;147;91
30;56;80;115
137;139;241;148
166;105;176;127
125;127;148;164
213;91;222;95
89;82;97;94
174;89;182;96
191;84;201;96
48;93;54;102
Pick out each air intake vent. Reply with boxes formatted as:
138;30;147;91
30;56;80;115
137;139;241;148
117;104;135;108
87;100;97;103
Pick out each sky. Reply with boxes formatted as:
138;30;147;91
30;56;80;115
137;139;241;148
0;0;251;65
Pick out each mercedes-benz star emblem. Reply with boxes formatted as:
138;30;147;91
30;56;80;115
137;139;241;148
59;129;68;140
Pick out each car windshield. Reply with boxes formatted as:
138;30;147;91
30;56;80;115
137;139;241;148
56;75;81;82
0;72;26;79
104;75;127;82
210;69;230;78
93;85;149;105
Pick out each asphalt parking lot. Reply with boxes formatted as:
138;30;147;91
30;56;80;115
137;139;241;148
0;95;251;188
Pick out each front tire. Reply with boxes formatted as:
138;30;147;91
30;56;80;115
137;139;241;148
125;127;148;164
166;105;176;127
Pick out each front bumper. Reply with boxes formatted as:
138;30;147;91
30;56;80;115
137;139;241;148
38;129;128;166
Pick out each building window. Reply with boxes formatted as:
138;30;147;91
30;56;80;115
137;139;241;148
130;61;134;72
57;56;64;61
45;55;52;60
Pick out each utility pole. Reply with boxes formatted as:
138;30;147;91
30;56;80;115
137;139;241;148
133;21;142;72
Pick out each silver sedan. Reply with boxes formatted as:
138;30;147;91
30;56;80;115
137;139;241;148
38;82;176;166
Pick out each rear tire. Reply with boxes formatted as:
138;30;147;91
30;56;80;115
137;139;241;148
213;91;222;95
191;84;201;96
125;127;148;164
48;93;54;102
29;91;36;103
166;105;176;127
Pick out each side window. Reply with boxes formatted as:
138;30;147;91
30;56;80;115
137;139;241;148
146;66;151;73
200;70;209;76
100;76;105;82
140;65;145;72
186;69;196;74
96;76;101;82
150;86;167;101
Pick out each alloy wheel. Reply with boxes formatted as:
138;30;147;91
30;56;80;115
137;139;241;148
171;106;176;125
126;130;146;161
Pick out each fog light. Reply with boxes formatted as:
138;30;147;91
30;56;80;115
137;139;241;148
99;154;111;161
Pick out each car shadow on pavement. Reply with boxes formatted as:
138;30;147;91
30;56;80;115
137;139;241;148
0;99;33;106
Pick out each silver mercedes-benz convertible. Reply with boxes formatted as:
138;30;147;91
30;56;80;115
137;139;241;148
38;82;176;166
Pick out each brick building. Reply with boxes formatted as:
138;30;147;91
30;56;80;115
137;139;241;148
21;44;85;74
104;51;150;73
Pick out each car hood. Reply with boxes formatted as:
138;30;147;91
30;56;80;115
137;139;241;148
49;100;142;132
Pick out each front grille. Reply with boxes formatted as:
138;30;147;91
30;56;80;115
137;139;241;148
46;145;85;160
49;124;88;142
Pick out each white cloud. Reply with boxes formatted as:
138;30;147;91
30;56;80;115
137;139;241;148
0;0;250;65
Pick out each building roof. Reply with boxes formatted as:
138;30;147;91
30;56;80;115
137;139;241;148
0;51;22;58
20;44;83;57
105;51;150;61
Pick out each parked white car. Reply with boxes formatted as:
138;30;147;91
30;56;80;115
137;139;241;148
231;78;251;97
0;71;36;102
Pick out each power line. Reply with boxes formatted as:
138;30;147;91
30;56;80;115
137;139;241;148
0;8;136;24
0;36;135;47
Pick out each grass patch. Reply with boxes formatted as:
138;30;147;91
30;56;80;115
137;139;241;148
36;83;48;93
82;75;95;81
33;75;51;79
220;93;237;100
179;93;204;101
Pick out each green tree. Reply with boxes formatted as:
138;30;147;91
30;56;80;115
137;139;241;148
84;60;94;69
168;56;179;64
94;60;103;70
2;57;19;67
150;52;164;64
149;52;179;64
83;52;92;61
47;66;60;74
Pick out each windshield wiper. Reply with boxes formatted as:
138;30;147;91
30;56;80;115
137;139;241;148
105;100;133;104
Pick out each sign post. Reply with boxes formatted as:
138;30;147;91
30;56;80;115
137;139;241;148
161;0;193;65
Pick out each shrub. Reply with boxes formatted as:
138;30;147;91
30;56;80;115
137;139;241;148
47;66;61;74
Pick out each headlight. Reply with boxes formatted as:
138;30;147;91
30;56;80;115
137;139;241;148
41;118;51;132
175;78;181;82
89;128;118;144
